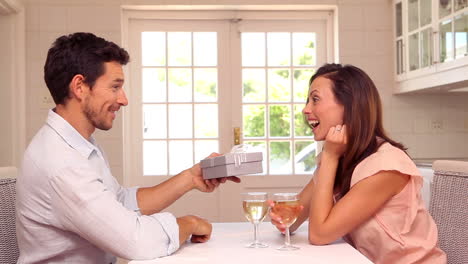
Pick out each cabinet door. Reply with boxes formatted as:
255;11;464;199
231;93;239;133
454;12;468;59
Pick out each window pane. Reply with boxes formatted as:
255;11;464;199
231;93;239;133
455;0;467;11
397;40;404;74
420;0;432;26
294;104;312;137
409;33;420;71
194;32;217;66
269;105;291;137
243;69;266;102
270;141;291;174
267;32;290;66
169;140;193;175
440;20;454;62
268;69;291;102
169;104;192;138
168;32;191;66
293;33;316;66
439;0;452;19
143;105;166;139
194;104;218;138
243;105;265;137
143;141;167;175
194;140;219;164
455;13;468;59
421;28;432;67
396;3;403;37
142;32;165;66
168;68;192;102
293;69;314;102
242;33;265;66
295;141;317;174
143;68;166;103
408;0;419;32
194;68;217;102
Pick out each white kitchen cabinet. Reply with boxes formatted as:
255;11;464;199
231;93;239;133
393;0;468;93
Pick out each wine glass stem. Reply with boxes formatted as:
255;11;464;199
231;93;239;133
285;227;291;246
253;223;259;244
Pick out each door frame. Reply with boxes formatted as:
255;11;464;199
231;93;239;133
121;6;337;221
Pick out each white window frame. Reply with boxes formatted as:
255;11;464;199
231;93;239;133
121;6;338;186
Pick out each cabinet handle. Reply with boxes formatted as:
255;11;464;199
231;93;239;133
402;42;405;73
432;30;439;64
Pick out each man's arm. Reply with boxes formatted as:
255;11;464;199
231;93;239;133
137;153;240;215
50;166;182;260
176;215;212;244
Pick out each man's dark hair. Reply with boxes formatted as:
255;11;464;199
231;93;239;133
44;32;130;105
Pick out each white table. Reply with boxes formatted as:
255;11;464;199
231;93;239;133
129;222;373;263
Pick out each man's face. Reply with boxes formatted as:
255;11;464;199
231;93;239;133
82;61;128;131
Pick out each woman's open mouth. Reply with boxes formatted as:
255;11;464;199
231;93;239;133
308;120;320;129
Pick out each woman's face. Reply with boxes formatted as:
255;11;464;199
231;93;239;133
302;76;344;141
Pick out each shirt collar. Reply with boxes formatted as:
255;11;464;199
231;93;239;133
46;109;98;159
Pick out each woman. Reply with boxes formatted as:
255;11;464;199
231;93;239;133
270;64;446;264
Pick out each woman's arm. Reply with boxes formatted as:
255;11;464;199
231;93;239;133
307;125;409;245
308;156;409;245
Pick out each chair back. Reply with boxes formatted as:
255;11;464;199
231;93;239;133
430;160;468;264
0;178;19;263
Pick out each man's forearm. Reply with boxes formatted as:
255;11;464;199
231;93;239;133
137;170;194;215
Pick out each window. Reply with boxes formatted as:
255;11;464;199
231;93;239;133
140;31;220;176
240;32;317;175
124;9;333;181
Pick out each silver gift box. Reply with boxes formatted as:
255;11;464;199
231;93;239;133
200;152;263;179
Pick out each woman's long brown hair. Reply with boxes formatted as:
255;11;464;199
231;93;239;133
308;64;407;199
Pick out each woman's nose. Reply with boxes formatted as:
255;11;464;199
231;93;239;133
302;101;311;114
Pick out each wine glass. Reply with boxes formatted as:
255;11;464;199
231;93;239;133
272;192;301;251
242;192;269;248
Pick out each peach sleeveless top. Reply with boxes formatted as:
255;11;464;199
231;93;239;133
346;143;446;264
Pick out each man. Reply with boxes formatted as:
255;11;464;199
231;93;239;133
16;32;240;263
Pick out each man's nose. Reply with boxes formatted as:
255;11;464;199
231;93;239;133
118;89;128;106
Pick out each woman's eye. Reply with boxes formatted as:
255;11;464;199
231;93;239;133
312;97;319;102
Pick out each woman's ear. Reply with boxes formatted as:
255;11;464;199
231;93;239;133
69;74;87;101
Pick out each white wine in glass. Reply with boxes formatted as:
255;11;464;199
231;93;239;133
242;192;269;248
272;193;301;251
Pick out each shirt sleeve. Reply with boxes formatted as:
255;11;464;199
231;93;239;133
48;164;180;260
95;145;141;214
116;186;141;214
350;144;422;188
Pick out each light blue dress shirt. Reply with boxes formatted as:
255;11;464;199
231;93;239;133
16;110;179;264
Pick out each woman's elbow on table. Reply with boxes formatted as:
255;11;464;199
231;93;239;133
308;228;336;246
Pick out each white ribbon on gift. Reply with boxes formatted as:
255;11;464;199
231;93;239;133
229;144;258;168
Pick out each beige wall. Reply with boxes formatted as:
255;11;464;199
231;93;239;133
0;15;14;167
22;0;468;186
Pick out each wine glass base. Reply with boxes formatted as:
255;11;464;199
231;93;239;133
245;242;268;248
277;245;300;251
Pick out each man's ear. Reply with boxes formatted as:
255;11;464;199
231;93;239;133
69;74;88;101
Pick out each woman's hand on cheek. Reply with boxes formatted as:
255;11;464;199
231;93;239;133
323;124;348;159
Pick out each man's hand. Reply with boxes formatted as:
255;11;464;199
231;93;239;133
176;215;212;245
187;152;241;193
